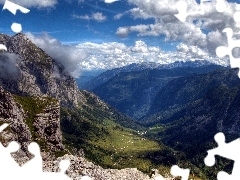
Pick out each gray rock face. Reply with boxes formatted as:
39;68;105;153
0;85;171;180
0;86;64;164
33;97;64;151
0;86;31;151
33;97;64;152
43;154;173;180
0;33;80;107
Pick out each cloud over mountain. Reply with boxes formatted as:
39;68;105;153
26;32;87;78
0;53;20;80
26;32;227;76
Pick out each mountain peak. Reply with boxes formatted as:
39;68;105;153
0;32;80;107
12;33;30;41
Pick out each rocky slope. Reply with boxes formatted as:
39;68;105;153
0;86;31;156
44;154;169;180
0;33;81;107
0;85;64;163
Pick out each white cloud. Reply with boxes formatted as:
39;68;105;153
0;53;20;80
129;8;152;19
0;0;57;8
115;0;240;60
76;40;226;71
73;12;107;22
116;27;130;37
92;12;107;21
25;33;228;76
114;13;125;20
26;32;87;78
114;8;151;20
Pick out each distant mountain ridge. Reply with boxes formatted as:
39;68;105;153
81;60;223;91
91;64;226;119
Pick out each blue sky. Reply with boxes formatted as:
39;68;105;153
0;0;239;77
1;0;163;47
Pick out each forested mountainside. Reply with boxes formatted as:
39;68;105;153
91;64;225;119
85;62;240;179
142;68;240;179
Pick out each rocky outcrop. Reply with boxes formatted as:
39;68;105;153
0;86;64;164
0;33;81;107
0;86;31;152
43;154;172;180
33;99;64;152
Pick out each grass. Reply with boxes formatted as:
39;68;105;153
93;119;160;153
86;119;162;172
12;95;58;151
61;107;174;175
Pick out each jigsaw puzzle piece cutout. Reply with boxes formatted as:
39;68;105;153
170;165;190;180
217;171;235;180
234;11;240;23
205;133;240;163
216;46;228;58
0;44;7;51
18;143;72;180
216;0;227;13
205;132;240;179
59;159;70;174
174;1;188;22
216;28;240;77
0;141;21;179
174;0;210;22
81;175;92;180
204;133;226;166
19;142;43;179
3;0;30;15
234;11;240;27
0;123;9;133
41;160;71;180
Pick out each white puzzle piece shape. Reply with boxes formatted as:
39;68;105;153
204;132;240;180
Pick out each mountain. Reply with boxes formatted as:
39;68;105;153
0;85;64;164
87;62;240;179
0;33;80;107
76;69;105;89
82;60;221;91
0;86;167;179
0;33;187;179
142;68;240;179
91;64;225;119
142;68;240;125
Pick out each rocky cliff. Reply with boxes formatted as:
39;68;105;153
0;33;80;107
0;85;64;164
